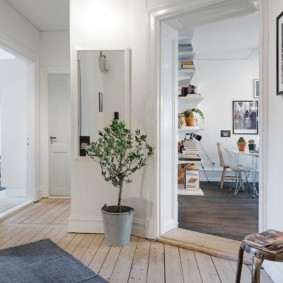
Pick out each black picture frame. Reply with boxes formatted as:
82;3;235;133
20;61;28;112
232;100;258;135
276;11;283;95
220;130;231;137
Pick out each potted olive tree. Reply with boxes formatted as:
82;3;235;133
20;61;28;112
85;119;153;246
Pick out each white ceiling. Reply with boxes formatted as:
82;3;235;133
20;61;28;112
3;0;258;60
5;0;69;31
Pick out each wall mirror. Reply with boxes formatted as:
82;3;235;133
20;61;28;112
77;49;131;156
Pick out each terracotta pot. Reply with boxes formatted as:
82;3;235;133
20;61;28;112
237;142;246;151
185;117;195;126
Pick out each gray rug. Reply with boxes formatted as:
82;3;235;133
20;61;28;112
0;239;108;283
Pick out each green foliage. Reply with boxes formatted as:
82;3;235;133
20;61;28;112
183;108;204;119
85;119;154;211
248;139;255;144
237;137;246;143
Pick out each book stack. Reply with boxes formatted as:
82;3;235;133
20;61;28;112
180;60;195;70
181;140;201;161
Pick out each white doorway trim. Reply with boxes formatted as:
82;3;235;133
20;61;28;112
148;0;265;238
0;35;39;203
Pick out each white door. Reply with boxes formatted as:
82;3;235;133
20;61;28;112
48;74;70;196
159;23;178;235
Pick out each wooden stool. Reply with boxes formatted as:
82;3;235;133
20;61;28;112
235;229;283;283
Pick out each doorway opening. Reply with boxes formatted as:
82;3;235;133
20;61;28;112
153;1;261;240
0;45;35;215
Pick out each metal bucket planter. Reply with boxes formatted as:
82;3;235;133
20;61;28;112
101;205;134;246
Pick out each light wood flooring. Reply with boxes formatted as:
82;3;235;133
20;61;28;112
0;198;274;283
0;190;26;214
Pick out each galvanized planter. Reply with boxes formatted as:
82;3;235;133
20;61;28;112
101;205;134;246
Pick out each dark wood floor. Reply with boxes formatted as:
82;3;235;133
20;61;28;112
178;181;258;241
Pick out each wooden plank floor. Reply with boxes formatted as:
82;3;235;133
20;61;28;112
178;181;258;241
0;190;26;214
0;198;273;283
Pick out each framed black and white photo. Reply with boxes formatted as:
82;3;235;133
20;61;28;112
253;79;259;98
276;11;283;95
232;100;258;134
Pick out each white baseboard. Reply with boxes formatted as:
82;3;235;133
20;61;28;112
68;214;145;238
199;168;258;183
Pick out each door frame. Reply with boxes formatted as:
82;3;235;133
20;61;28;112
0;34;39;202
148;0;266;237
40;67;70;197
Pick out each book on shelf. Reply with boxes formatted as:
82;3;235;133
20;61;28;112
181;65;195;69
180;60;194;65
243;229;283;254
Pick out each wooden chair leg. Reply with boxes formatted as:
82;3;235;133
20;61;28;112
252;255;264;283
235;245;244;283
220;168;226;189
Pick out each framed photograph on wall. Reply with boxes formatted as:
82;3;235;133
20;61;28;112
232;100;258;134
253;79;259;98
277;11;283;95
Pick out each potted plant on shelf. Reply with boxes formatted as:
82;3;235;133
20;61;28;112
248;139;256;151
85;119;154;246
183;108;204;126
237;137;246;151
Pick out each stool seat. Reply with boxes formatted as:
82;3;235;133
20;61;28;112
236;229;283;283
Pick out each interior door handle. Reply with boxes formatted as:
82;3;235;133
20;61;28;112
50;136;57;144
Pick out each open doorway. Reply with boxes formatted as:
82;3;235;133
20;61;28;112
154;1;261;240
0;45;36;215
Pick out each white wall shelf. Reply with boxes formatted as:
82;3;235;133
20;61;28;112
178;95;204;112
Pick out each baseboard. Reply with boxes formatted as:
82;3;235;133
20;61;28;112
68;214;145;237
199;168;258;183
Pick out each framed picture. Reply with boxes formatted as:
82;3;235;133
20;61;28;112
253;79;259;98
220;130;231;137
276;12;283;95
232;100;258;134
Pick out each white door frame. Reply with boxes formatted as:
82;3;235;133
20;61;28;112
0;34;39;202
148;0;266;237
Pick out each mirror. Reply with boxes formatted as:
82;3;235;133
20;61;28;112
77;49;130;156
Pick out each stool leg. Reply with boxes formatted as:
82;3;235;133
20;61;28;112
235;245;244;283
252;255;264;283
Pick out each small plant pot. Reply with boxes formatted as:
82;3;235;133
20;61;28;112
101;205;134;246
237;142;246;152
248;144;256;151
185;117;195;126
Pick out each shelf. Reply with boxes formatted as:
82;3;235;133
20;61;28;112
178;126;200;133
178;94;204;112
178;51;195;61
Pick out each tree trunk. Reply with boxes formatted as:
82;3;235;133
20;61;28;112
117;183;123;212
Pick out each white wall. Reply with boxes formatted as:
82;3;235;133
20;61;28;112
0;0;40;58
192;59;259;172
262;1;283;282
69;0;155;237
39;31;70;197
1;60;27;196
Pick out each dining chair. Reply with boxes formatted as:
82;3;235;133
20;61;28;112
216;142;234;189
224;148;252;196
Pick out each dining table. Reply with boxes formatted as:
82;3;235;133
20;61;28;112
230;149;259;197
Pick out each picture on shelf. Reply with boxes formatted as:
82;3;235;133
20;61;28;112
232;100;258;134
184;169;200;191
